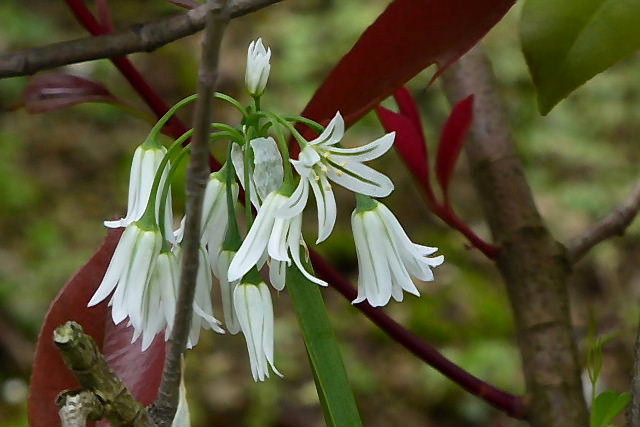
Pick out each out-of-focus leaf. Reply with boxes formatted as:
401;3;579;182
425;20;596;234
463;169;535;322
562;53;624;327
376;103;430;187
28;229;167;427
590;391;631;427
521;0;640;114
300;0;515;133
435;95;474;200
23;73;121;114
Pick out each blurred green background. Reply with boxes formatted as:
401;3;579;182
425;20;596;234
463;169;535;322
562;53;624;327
1;1;639;426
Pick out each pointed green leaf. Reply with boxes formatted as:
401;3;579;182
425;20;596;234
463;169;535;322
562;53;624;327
286;265;362;427
590;391;631;427
521;0;640;114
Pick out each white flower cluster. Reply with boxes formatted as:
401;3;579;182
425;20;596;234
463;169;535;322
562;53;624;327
89;38;443;382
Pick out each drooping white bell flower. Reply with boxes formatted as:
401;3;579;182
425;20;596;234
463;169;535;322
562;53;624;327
292;111;395;243
351;199;444;307
88;223;163;334
234;281;282;381
200;170;239;269
104;143;174;240
245;38;271;97
227;184;326;287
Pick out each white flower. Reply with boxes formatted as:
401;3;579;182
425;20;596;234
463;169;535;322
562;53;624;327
231;137;283;209
201;171;238;268
88;223;163;335
245;38;271;96
351;200;444;307
234;281;282;381
104;143;174;240
227;187;326;287
214;249;241;334
292;112;395;242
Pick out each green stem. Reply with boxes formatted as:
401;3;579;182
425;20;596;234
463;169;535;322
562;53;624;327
214;92;248;117
259;111;294;186
223;143;242;251
282;114;325;134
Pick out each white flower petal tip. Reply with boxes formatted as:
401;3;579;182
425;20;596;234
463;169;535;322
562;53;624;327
104;144;172;231
245;38;271;96
234;282;282;381
351;201;443;307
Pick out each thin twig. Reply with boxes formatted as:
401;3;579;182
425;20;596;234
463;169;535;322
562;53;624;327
0;0;282;78
56;390;104;427
53;321;152;426
309;251;528;419
567;182;640;263
150;2;229;425
628;315;640;426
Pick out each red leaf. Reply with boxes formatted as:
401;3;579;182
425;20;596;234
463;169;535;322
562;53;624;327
376;105;430;187
23;73;121;114
435;95;474;200
300;0;514;133
28;229;166;427
393;87;425;142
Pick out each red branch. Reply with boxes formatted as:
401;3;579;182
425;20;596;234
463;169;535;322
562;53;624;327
310;251;526;419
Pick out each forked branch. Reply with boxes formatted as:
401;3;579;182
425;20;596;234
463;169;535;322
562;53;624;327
567;182;640;262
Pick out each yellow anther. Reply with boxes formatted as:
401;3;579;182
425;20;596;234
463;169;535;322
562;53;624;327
336;170;344;176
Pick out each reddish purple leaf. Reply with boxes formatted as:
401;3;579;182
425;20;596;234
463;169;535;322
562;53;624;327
29;229;166;427
393;87;425;143
376;105;430;188
435;95;474;200
23;73;121;114
300;0;514;135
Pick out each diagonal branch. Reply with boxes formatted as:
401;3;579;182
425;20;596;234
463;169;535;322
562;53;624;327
309;251;527;419
567;182;640;263
150;1;229;425
0;0;282;78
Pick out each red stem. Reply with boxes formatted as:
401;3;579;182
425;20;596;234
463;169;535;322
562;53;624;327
310;250;527;419
63;1;523;417
63;0;222;170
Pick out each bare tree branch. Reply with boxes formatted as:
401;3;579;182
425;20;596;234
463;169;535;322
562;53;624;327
567;182;640;263
442;45;589;426
53;321;152;426
150;1;229;425
0;0;282;78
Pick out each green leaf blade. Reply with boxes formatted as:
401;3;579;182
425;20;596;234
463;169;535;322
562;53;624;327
286;265;363;427
590;391;632;427
521;0;640;114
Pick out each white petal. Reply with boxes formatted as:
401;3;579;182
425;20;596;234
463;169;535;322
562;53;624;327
327;132;395;162
277;178;309;219
235;284;265;381
228;193;283;281
268;259;287;291
309;112;344;147
362;212;393;306
295;145;321;170
351;211;375;305
251;137;284;200
288;215;327;287
308;171;336;243
171;376;191;427
259;283;282;377
268;217;290;263
326;159;394;198
88;226;138;306
231;143;260;209
217;251;241;334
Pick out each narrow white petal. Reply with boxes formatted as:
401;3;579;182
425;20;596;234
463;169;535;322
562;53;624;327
269;259;287;291
326;160;394;198
288;215;328;286
351;211;375;304
88;226;138;306
309;112;344;147
277;178;309;219
259;283;282;377
217;251;241;334
228;193;283;281
251;137;284;200
328;132;395;162
362;212;392;306
308;171;336;243
296;145;321;169
231;143;260;209
268;217;290;263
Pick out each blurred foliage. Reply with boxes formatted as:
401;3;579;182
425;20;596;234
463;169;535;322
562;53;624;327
0;1;639;426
